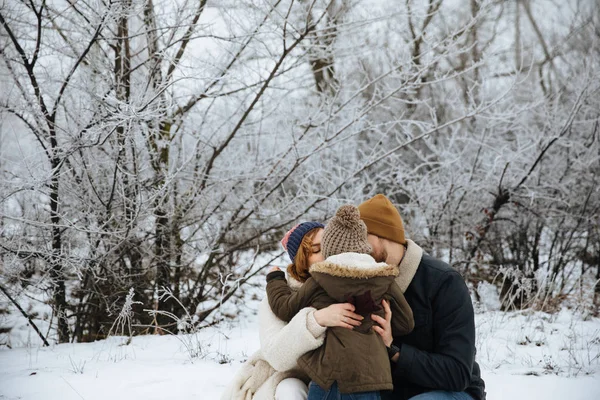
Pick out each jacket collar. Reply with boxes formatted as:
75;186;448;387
288;275;304;291
395;239;423;293
309;252;398;279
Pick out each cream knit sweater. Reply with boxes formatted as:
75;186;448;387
221;278;326;400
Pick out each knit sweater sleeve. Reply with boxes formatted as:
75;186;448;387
258;298;326;372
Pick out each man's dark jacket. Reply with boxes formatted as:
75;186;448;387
385;249;486;400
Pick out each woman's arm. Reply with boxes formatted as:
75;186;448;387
260;270;365;372
258;297;325;371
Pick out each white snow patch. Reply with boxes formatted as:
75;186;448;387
1;304;599;399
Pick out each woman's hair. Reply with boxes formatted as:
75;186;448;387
287;227;320;283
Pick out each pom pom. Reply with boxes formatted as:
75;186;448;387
335;205;361;226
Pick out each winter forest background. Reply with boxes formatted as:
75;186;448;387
1;0;600;397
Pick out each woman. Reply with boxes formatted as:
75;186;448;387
222;222;364;400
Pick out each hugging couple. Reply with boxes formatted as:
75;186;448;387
222;194;486;400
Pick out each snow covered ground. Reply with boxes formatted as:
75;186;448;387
1;289;599;400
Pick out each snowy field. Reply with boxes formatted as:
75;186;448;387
1;291;600;400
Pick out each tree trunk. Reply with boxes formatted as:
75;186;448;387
49;127;69;343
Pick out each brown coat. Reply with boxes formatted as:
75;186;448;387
266;252;414;393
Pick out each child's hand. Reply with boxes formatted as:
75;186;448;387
268;266;281;273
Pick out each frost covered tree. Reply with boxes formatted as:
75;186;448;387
1;0;599;344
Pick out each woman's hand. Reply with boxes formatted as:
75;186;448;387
268;266;281;273
314;303;364;329
372;299;393;347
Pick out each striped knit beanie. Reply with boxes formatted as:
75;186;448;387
281;222;325;262
322;205;372;259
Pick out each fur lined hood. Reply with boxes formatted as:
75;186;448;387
307;252;399;303
309;252;399;279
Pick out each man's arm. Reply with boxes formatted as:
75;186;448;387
266;270;317;322
392;271;476;392
384;281;415;336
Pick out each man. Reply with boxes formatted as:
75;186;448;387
359;194;486;400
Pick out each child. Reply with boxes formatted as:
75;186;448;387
266;205;414;399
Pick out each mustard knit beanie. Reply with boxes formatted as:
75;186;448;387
322;205;372;259
358;194;406;245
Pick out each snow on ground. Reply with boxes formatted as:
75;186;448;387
1;293;600;399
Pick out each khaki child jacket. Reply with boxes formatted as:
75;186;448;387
266;252;414;393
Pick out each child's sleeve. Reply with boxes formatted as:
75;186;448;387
384;281;415;336
266;270;317;322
